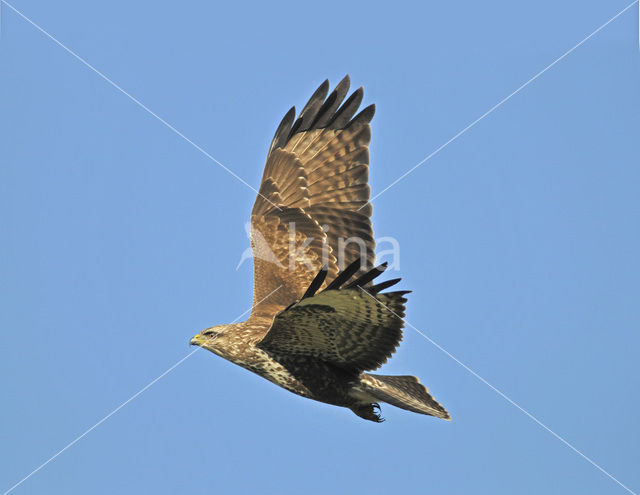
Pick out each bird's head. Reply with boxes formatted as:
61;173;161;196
190;324;236;359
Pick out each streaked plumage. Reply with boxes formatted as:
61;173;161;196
190;76;449;422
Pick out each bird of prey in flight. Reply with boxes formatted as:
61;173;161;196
190;76;449;422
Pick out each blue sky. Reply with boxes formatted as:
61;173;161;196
1;1;639;494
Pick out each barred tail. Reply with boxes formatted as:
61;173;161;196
358;373;450;420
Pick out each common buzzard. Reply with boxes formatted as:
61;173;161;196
190;76;449;422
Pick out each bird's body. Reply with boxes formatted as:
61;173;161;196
191;76;450;422
193;316;446;422
191;318;381;419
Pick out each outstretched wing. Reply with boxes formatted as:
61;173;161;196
250;76;376;318
257;262;409;373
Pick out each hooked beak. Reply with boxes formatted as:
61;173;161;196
190;334;205;347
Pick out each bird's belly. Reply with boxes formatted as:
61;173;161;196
230;348;314;399
230;348;357;407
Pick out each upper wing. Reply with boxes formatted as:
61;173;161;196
250;76;376;318
256;261;409;373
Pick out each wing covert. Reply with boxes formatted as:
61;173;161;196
257;262;409;373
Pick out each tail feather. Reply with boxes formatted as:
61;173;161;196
358;373;450;420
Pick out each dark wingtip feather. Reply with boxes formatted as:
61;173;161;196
329;86;364;129
325;258;362;291
348;103;375;128
393;290;412;297
295;79;330;133
312;76;351;129
369;278;401;294
302;265;328;299
348;262;388;288
301;80;330;115
269;77;373;153
270;106;296;152
314;79;330;100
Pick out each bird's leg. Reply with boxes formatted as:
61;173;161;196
350;402;385;423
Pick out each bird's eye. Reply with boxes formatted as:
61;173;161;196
202;330;219;338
